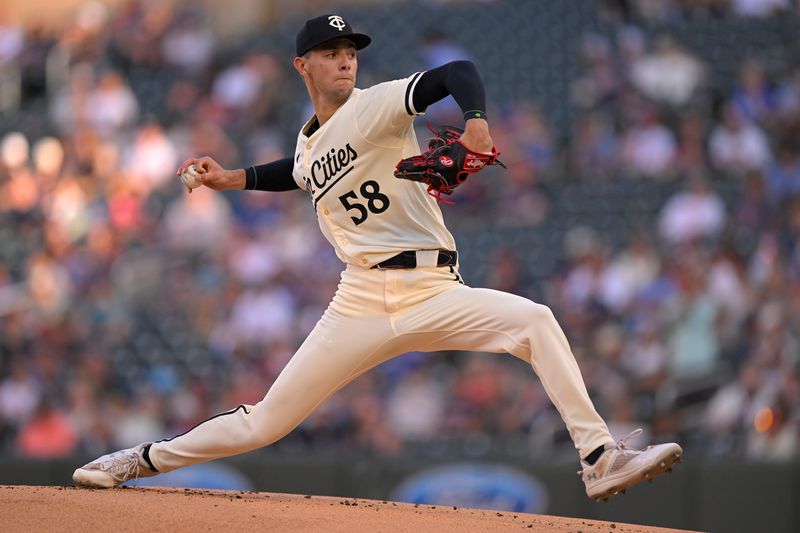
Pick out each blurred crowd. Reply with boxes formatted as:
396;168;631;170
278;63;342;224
1;0;799;464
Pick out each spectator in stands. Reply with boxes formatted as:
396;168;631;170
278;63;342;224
597;233;660;314
707;247;752;340
731;0;792;18
620;318;669;393
746;395;798;461
734;169;771;231
161;8;215;75
571;32;621;110
386;371;446;440
162;186;234;253
32;136;64;181
86;70;139;133
17;24;54;103
764;138;800;202
122;122;178;193
731;58;776;123
570;112;619;180
0;9;23;67
667;257;721;379
212;55;262;115
502;101;555;181
705;361;765;455
675;111;710;174
110;394;166;449
709;102;771;176
658;176;726;244
774;64;800;116
620;104;678;178
0;360;41;437
484;245;529;296
27;251;73;320
419;29;472;71
1;132;39;213
558;226;609;312
629;34;706;109
16;397;78;458
49;63;94;133
1;130;28;171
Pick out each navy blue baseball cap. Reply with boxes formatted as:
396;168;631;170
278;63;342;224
296;14;371;57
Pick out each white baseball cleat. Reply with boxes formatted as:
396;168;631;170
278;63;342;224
579;429;683;502
73;443;157;489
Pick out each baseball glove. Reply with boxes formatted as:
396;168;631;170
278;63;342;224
394;125;505;203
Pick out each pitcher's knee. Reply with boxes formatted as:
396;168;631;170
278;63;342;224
252;421;290;447
249;403;297;447
525;302;557;325
522;303;565;340
505;301;557;332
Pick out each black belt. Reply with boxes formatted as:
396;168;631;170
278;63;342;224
373;250;458;270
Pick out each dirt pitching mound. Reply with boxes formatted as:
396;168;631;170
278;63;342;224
2;485;699;532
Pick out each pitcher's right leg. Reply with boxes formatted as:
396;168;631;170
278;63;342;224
149;310;404;472
74;309;399;487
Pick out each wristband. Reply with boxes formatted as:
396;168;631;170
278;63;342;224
463;110;487;121
244;166;256;190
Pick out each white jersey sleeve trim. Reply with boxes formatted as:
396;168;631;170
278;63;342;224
404;71;425;116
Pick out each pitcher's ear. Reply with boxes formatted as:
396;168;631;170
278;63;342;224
293;56;307;76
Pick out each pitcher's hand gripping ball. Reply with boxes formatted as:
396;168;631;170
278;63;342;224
394;125;505;202
180;164;202;190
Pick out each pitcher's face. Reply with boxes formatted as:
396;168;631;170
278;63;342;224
297;39;358;104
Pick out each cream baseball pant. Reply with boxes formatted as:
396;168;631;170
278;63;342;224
148;262;614;472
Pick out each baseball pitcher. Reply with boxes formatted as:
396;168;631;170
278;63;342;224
73;14;681;502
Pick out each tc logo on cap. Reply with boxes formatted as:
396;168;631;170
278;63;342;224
328;15;346;31
296;14;371;57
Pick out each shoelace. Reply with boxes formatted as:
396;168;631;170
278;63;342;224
125;458;141;483
615;428;643;450
100;451;140;482
577;428;643;477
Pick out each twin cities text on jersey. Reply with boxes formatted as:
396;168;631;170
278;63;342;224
303;143;358;201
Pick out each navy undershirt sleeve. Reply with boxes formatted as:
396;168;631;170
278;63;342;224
244;64;484;191
411;60;486;115
244;157;299;191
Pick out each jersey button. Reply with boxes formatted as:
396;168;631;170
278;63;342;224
324;209;330;215
361;259;368;265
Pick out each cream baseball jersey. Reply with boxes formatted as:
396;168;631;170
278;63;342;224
291;73;457;267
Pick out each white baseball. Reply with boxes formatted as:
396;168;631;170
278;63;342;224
180;164;202;189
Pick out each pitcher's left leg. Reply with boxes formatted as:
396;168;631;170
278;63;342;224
394;284;613;457
395;282;682;501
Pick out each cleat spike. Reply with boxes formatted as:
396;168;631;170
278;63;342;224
660;461;666;468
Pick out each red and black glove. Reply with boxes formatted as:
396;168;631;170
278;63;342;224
394;125;505;203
